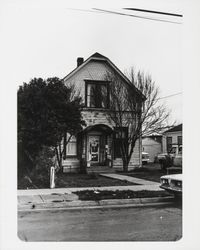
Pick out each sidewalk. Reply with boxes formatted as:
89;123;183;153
18;175;165;210
100;173;158;185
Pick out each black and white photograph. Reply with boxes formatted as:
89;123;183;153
0;0;200;249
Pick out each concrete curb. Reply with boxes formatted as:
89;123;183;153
18;196;175;211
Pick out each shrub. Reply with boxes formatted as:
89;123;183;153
18;146;55;189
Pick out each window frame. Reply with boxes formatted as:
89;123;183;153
114;127;128;159
177;136;182;146
85;80;110;109
65;134;77;158
166;136;172;153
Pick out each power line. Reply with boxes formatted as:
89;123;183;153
93;8;182;24
66;8;182;24
66;8;101;14
124;8;183;17
157;92;182;100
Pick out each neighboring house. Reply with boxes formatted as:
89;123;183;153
62;52;144;173
142;135;162;162
162;124;182;153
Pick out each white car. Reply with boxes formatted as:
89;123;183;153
155;145;182;169
160;174;182;196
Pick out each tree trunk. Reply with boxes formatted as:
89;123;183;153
122;157;129;172
123;163;129;172
80;158;87;174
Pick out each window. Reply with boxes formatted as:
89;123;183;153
64;134;77;157
178;136;182;146
85;81;109;108
166;136;172;153
114;127;128;158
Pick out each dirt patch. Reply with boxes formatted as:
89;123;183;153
74;189;170;201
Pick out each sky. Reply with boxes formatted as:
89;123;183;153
0;0;182;124
2;1;200;249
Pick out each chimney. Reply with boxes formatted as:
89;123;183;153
77;57;84;67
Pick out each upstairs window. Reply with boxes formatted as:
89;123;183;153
85;80;109;108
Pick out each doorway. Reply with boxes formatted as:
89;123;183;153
88;135;100;163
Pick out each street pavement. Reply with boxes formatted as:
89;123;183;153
18;174;182;241
18;202;182;241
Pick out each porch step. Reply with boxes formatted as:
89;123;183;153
63;159;79;166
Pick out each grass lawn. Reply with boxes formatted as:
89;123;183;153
18;172;139;189
117;163;182;183
18;163;182;189
55;172;139;188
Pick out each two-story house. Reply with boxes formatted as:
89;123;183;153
62;52;144;173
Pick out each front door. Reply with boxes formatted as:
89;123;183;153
88;136;100;163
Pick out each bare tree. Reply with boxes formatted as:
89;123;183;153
105;68;171;172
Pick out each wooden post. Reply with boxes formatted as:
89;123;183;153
50;166;55;189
